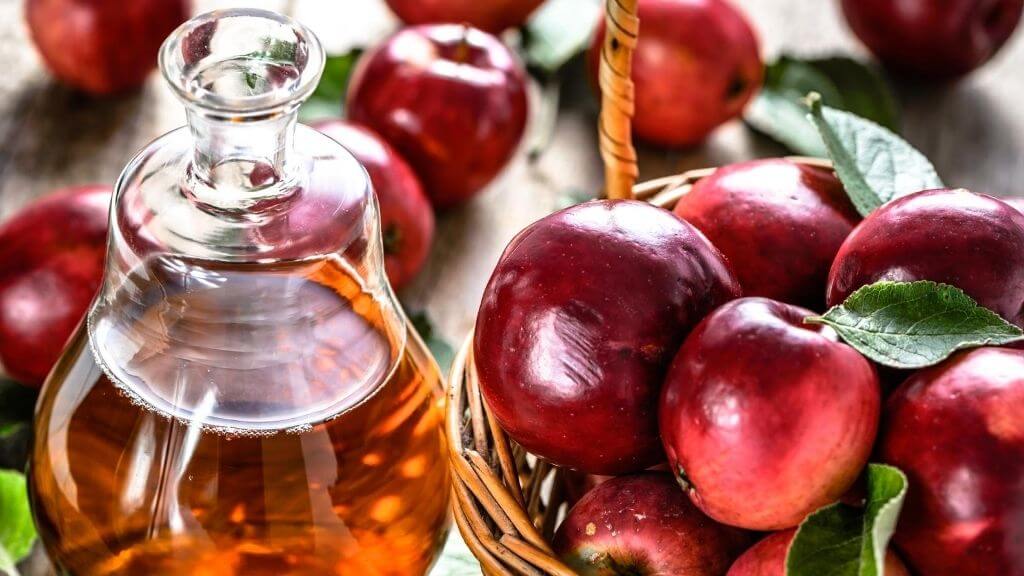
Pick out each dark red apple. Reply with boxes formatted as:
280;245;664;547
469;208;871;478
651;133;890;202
827;189;1024;327
673;159;858;309
311;120;434;290
475;200;740;475
554;473;751;575
589;0;762;147
348;25;528;208
660;297;880;530
26;0;190;95
841;0;1023;79
727;529;910;576
879;347;1024;576
0;186;111;386
384;0;544;33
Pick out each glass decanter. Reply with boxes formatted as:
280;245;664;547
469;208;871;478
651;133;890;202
28;9;450;576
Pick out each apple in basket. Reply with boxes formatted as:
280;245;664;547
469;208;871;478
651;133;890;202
879;347;1024;576
474;199;740;475
554;473;751;575
673;158;859;309
660;297;880;530
727;528;910;576
827;188;1024;327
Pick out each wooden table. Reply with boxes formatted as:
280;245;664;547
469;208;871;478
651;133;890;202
2;0;1023;574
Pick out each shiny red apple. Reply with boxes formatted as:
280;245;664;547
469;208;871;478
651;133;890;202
348;25;529;208
0;186;111;386
475;200;740;475
589;0;762;147
827;189;1024;327
26;0;190;95
311;120;434;290
554;473;751;575
726;529;910;576
879;347;1024;576
384;0;544;33
674;159;858;309
842;0;1023;78
660;297;880;530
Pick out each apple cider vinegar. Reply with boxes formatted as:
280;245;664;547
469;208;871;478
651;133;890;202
28;10;452;573
30;256;450;575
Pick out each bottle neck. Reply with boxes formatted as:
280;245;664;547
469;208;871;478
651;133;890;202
186;107;300;211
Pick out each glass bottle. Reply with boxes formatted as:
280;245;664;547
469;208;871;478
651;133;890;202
28;9;451;576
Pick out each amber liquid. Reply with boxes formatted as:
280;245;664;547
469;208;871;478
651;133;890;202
29;257;450;575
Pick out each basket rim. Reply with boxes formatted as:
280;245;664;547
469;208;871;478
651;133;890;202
446;157;834;575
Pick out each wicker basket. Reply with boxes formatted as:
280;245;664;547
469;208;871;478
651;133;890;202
445;1;831;573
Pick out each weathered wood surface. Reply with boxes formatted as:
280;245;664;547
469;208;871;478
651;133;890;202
2;0;1024;573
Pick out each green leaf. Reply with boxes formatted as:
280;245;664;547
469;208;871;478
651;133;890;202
786;464;908;576
745;55;899;156
298;50;363;123
745;90;829;157
804;58;899;131
430;530;482;575
807;281;1024;369
407;311;456;375
806;94;943;217
0;470;36;576
522;0;601;75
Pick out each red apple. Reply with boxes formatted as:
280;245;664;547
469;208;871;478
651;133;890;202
827;189;1024;327
554;473;751;575
879;347;1024;576
660;297;880;530
674;159;858;309
310;120;434;290
0;186;111;386
841;0;1023;78
348;25;529;208
475;200;740;474
26;0;191;95
727;529;910;576
384;0;544;33
589;0;762;147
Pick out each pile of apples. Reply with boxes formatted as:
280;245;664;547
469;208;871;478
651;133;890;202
473;157;1024;575
6;0;543;387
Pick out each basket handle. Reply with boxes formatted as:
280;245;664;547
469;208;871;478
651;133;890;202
598;0;640;200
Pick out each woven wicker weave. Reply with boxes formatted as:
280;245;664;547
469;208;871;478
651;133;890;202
445;1;831;573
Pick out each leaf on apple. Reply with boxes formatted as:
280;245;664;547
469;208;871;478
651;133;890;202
521;0;602;75
744;55;899;157
298;50;364;123
786;464;907;576
407;310;457;375
807;281;1024;369
805;94;943;217
0;470;36;576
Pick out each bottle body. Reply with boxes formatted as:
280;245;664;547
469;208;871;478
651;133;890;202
30;256;450;576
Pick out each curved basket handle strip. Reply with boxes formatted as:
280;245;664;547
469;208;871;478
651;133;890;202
598;0;640;199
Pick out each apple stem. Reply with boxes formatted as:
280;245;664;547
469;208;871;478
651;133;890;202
454;24;472;63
